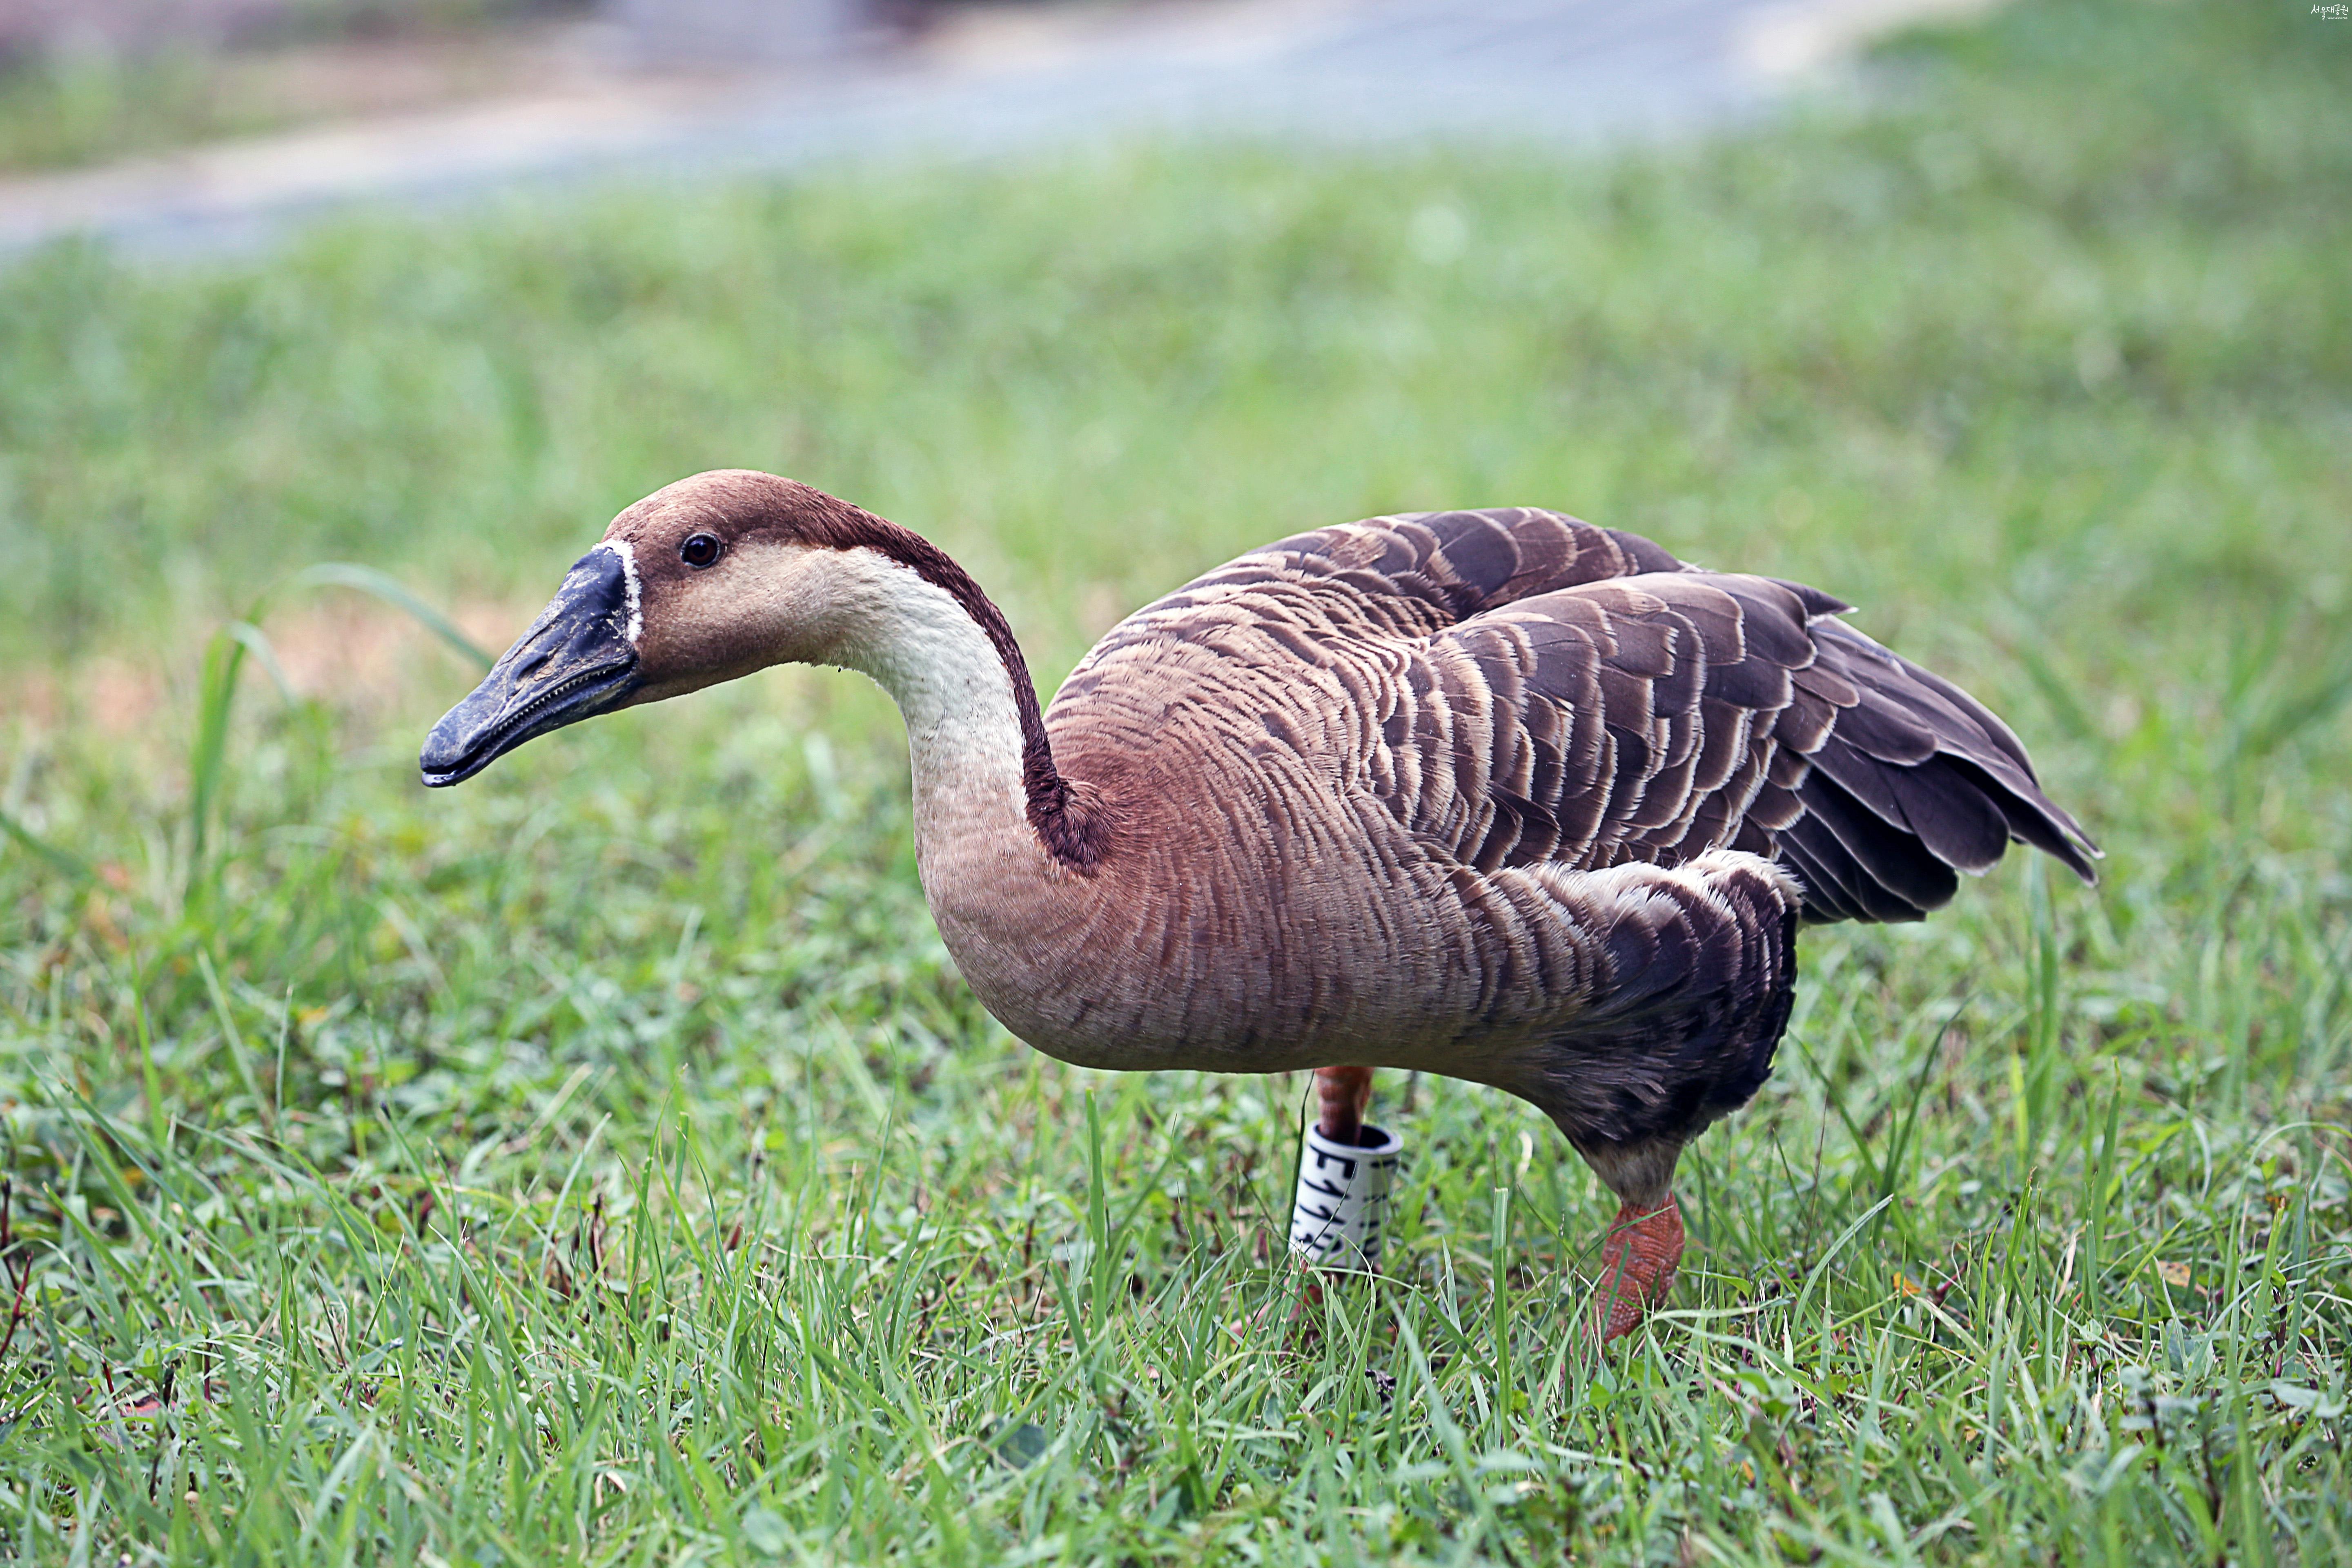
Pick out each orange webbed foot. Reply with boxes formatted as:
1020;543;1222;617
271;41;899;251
1592;1193;1684;1342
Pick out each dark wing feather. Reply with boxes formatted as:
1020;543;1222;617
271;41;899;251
1324;520;2098;922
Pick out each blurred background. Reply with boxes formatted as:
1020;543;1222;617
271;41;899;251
0;0;2342;778
0;3;2347;1558
0;0;2001;252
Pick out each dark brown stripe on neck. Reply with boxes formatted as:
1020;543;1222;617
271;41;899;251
760;484;1110;871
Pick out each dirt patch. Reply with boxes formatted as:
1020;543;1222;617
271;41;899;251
263;593;526;719
0;592;531;747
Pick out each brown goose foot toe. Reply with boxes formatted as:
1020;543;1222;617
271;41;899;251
1591;1193;1684;1342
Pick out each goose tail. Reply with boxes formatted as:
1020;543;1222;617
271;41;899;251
1774;615;2100;926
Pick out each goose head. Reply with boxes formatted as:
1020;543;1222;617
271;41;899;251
421;469;1012;788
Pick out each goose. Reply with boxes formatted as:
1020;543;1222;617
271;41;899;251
421;471;2098;1339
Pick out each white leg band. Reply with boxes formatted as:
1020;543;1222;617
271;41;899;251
1287;1123;1404;1271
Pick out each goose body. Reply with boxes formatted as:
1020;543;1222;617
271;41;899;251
423;471;2097;1336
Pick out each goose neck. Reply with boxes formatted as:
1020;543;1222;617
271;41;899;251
819;546;1103;873
854;579;1032;823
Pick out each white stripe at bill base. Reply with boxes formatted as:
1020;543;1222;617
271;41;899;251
598;539;644;645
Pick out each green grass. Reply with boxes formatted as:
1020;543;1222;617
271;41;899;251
2;0;2349;1561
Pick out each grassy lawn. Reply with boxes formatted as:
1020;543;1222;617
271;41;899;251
2;0;2349;1560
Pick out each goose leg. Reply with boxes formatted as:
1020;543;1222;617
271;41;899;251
1580;1136;1686;1341
1288;1067;1396;1272
1314;1065;1376;1143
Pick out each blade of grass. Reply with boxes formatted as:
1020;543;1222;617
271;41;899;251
280;563;496;672
0;804;89;881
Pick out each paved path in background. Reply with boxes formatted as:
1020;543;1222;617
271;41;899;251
0;0;1996;257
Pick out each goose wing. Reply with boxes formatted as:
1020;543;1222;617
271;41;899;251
1372;565;2099;922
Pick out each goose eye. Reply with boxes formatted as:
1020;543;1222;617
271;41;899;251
680;533;723;569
